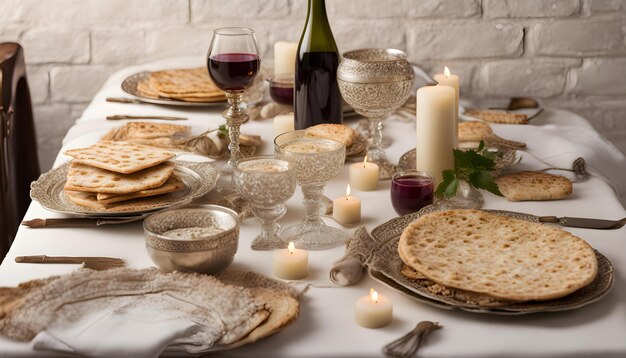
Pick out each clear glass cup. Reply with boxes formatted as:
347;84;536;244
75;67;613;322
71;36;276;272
267;73;294;105
274;130;346;250
390;170;434;216
234;155;296;250
207;27;261;191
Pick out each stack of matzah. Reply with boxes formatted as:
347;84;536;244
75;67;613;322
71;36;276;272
398;210;598;304
62;141;182;211
137;67;226;103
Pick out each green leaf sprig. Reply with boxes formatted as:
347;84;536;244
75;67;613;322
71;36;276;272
217;124;228;139
435;141;503;199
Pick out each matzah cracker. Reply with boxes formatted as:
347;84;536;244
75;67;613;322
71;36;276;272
495;171;573;201
96;175;184;204
398;210;598;302
63;161;174;194
136;78;160;99
171;95;227;102
458;122;493;142
117;122;190;140
64;190;174;212
149;67;222;96
64;141;176;174
464;109;529;124
304;124;355;147
400;265;510;307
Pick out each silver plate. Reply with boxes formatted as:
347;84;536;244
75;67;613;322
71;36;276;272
346;133;367;158
121;72;228;107
367;206;615;315
30;161;219;218
398;147;521;172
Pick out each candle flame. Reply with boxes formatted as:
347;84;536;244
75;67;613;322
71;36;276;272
370;288;379;303
346;184;351;199
444;66;451;78
288;242;295;254
363;155;368;167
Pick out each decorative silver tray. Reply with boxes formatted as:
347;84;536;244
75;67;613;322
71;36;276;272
367;206;615;315
30;161;219;217
121;72;228;107
398;147;521;172
346;133;367;158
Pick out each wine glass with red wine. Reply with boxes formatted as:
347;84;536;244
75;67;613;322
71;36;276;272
207;27;261;190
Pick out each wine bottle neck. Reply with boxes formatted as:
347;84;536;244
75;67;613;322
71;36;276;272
309;0;329;20
299;0;338;54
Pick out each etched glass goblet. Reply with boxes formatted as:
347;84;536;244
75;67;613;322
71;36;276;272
338;48;414;179
275;130;346;250
234;155;296;250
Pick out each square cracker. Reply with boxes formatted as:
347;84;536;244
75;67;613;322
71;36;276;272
117;122;191;140
64;161;174;194
463;109;529;124
96;175;184;204
64;141;176;174
64;190;172;212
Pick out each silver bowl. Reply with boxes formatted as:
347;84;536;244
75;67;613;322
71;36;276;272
143;205;239;274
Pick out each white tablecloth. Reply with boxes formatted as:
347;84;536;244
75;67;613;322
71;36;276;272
1;57;625;358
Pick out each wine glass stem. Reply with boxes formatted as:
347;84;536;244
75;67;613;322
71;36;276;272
302;185;324;226
224;91;248;169
368;116;385;162
259;205;285;236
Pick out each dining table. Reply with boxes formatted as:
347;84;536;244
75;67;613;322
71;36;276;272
0;57;625;358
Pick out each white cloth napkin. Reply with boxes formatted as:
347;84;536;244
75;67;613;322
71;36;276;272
31;304;201;358
493;109;626;208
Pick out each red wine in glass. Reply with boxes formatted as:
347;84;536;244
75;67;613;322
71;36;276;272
268;73;294;105
391;171;434;216
208;53;260;91
270;85;294;105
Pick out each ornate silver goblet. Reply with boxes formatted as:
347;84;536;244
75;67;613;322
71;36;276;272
338;49;414;179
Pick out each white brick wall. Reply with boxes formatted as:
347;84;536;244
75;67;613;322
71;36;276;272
1;0;625;170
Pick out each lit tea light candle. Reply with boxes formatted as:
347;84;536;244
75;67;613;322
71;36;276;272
434;66;460;146
333;185;361;224
355;288;393;328
273;114;295;138
273;242;308;280
274;41;298;75
349;156;379;191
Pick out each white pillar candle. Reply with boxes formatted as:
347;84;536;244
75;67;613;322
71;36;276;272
273;242;308;280
433;66;460;147
415;85;456;186
355;288;393;328
273;114;295;139
349;156;379;191
274;41;298;75
333;185;361;224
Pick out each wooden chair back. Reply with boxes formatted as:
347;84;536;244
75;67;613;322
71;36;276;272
0;42;40;259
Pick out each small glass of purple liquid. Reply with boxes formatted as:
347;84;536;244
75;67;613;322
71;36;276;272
268;73;294;105
390;170;434;216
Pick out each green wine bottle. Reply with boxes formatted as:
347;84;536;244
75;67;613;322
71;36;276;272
294;0;343;129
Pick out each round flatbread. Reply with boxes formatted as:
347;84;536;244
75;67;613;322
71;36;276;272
398;210;598;302
495;171;573;202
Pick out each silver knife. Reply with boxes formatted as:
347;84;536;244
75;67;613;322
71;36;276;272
539;216;626;230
